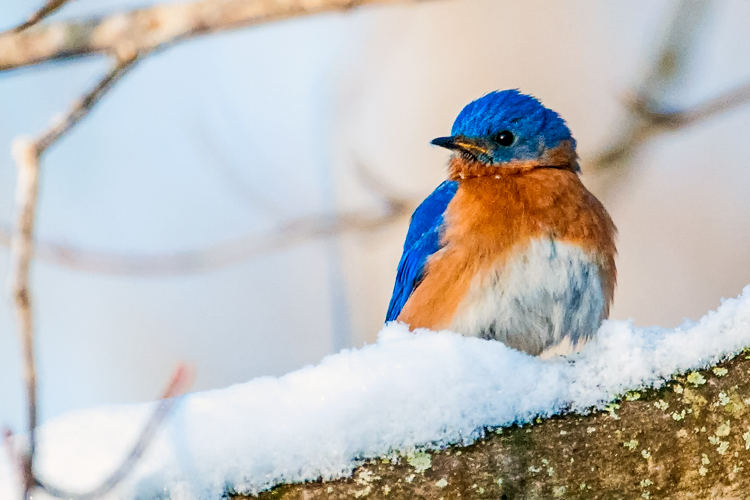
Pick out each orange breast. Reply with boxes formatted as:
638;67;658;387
397;158;617;331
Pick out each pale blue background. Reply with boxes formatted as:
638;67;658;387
2;0;750;430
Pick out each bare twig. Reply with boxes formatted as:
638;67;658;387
9;0;70;34
585;0;712;179
0;0;426;72
2;0;419;492
637;80;750;128
0;1;420;499
35;364;194;500
9;139;42;500
588;81;750;171
8;56;137;500
0;151;413;276
582;1;750;183
0;189;415;276
39;55;138;151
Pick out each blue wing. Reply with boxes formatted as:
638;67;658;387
385;180;458;322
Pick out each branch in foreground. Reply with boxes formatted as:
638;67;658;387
35;364;194;500
0;0;424;72
240;351;750;499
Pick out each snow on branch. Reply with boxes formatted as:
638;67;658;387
0;0;425;71
254;350;750;499
1;286;749;499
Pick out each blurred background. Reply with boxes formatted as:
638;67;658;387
1;0;750;431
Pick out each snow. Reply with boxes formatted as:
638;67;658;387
3;285;750;499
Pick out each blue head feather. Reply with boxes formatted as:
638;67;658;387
450;90;574;164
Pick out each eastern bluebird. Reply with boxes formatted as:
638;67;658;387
386;90;616;356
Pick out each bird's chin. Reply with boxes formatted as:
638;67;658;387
448;155;573;181
457;150;492;164
448;155;500;180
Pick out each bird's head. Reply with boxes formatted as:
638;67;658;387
432;90;579;176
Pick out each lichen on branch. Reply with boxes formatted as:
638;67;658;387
240;350;750;500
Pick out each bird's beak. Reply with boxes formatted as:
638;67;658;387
431;135;491;160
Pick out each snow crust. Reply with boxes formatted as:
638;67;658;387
2;286;750;499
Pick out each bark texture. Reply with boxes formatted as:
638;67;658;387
234;350;750;499
0;0;418;71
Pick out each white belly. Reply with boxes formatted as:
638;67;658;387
449;238;605;356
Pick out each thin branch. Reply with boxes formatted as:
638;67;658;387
0;0;425;72
0;192;415;276
583;0;750;197
9;138;41;500
9;0;70;34
585;0;711;176
588;80;750;171
0;156;413;277
639;0;710;98
0;1;421;499
8;56;137;500
638;80;750;128
34;364;194;500
37;55;138;152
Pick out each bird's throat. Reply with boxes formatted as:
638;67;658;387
447;141;579;180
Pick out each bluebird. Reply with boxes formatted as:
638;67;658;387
386;90;616;356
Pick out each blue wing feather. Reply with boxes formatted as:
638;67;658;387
385;181;458;322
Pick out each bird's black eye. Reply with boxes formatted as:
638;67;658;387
493;130;514;146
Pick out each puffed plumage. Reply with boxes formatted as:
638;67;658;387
386;90;616;356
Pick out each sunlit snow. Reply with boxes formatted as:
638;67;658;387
2;286;750;499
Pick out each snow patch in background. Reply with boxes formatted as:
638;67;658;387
2;285;750;499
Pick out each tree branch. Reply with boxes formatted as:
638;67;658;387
588;81;750;171
7;56;137;500
639;81;750;129
9;138;42;500
238;351;750;499
0;193;414;276
38;55;138;152
0;0;424;72
8;0;70;34
585;0;714;181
